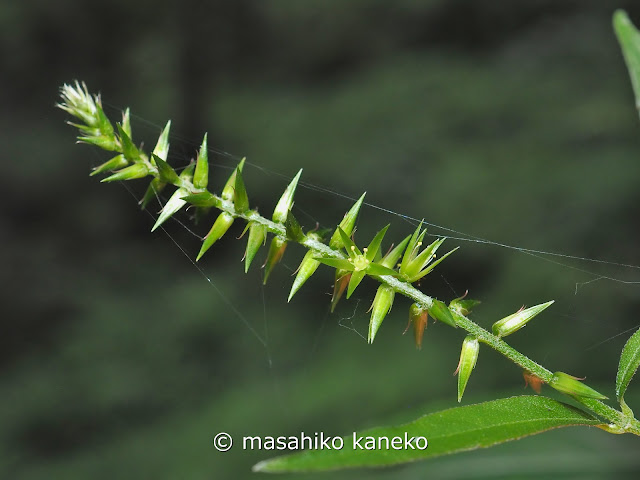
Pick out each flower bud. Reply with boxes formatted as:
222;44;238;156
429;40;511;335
151;120;171;163
523;371;545;394
221;159;245;202
196;212;234;261
368;285;395;344
550;372;608;400
492;301;554;338
455;336;480;402
328;193;366;249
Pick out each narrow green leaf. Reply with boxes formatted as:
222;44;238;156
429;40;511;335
614;10;640;118
253;396;600;472
616;326;640;402
193;133;209;189
328;192;366;249
273;169;302;223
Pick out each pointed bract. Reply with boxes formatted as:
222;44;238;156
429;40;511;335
152;120;171;163
101;163;149;182
288;250;320;302
197;212;234;261
193;133;209;189
272;169;302;223
244;223;266;273
492;301;554;338
116;123;140;163
380;235;411;269
428;299;457;328
90;154;128;176
368;285;395;344
550;372;608;400
140;177;167;209
331;271;351;312
329;193;366;249
152;154;180;185
456;336;480;402
151;164;194;231
346;270;366;299
221;158;245;202
234;170;250;213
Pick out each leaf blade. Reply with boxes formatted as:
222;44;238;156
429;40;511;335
616;326;640;402
253;396;600;473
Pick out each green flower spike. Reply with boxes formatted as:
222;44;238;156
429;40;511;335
316;225;398;300
289;194;365;303
550;372;608;400
399;221;459;283
151;163;195;232
492;301;554;338
455;336;480;402
244;223;266;273
368;285;395;344
406;303;428;350
449;291;481;317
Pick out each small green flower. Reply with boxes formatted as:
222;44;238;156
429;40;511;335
455;336;480;402
399;222;459;284
492;301;554;338
316;225;398;299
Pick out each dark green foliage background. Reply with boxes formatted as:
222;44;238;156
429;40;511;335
2;1;640;478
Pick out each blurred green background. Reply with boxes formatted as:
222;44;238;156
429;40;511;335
3;0;640;478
